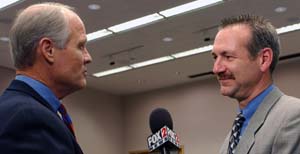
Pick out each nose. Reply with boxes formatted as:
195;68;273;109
213;58;225;74
84;48;92;64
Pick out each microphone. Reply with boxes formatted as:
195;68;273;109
147;108;180;154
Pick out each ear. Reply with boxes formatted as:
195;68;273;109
259;48;273;73
38;38;55;64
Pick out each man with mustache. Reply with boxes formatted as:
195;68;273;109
0;2;92;153
212;15;300;154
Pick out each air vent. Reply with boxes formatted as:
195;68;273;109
287;17;300;23
104;45;144;65
105;45;144;57
192;25;218;34
188;71;213;78
193;25;218;43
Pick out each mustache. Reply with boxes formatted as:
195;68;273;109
216;73;235;80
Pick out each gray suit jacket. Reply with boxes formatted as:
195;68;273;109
220;87;300;154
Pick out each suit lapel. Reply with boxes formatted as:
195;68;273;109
220;132;231;154
235;87;283;153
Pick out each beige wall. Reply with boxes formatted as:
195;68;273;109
0;66;15;93
273;58;300;97
64;88;124;154
124;76;236;154
123;58;300;154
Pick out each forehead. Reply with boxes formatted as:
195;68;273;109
212;24;251;54
65;10;85;30
65;11;86;42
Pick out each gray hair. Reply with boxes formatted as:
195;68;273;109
219;14;280;73
9;2;75;69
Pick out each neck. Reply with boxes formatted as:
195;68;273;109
238;74;273;109
16;68;68;99
16;69;48;86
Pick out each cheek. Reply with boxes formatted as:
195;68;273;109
56;50;84;72
73;51;85;64
68;51;84;67
236;63;260;82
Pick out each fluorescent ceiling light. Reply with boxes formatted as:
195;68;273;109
0;0;22;10
87;29;113;42
159;0;223;18
172;45;213;58
276;23;300;34
108;13;164;33
131;56;174;68
93;66;132;77
0;36;9;42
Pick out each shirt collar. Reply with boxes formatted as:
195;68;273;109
15;75;61;111
240;84;274;121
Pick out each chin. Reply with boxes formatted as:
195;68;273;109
220;87;233;97
73;80;87;90
80;80;87;88
78;82;86;89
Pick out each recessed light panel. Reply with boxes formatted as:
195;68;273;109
88;4;101;10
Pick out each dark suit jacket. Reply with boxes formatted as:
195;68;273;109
0;80;83;154
220;87;300;154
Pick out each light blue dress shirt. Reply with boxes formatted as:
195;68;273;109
15;75;61;112
240;84;274;135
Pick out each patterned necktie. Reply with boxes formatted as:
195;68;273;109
228;112;245;154
58;104;75;137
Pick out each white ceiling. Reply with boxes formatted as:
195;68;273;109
0;0;299;96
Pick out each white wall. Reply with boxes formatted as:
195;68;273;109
123;57;300;154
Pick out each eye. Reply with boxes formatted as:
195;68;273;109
78;43;86;51
80;45;85;50
225;55;234;61
211;53;217;60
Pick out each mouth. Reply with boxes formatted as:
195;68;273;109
217;74;235;81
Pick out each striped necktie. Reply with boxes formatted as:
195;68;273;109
228;112;245;154
58;104;75;137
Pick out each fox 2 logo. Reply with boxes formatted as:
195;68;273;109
147;126;169;148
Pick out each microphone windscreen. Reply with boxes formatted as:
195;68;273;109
149;108;173;133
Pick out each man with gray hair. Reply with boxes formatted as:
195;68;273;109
212;15;300;154
0;2;92;153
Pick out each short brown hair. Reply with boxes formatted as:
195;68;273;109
219;14;280;73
